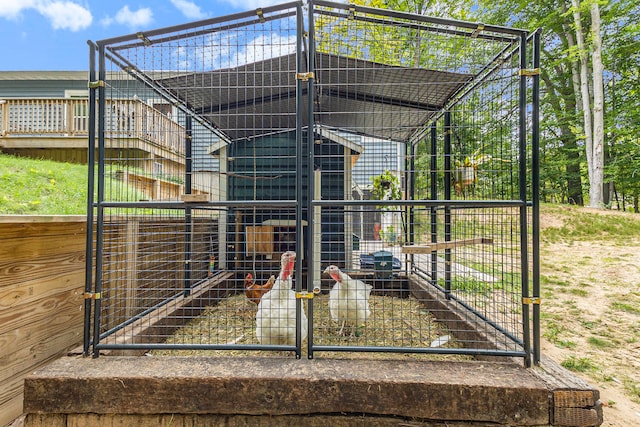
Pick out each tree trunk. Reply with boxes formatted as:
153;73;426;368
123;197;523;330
590;0;605;207
565;142;584;205
541;69;584;205
571;0;595;195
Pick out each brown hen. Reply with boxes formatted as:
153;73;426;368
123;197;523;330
244;273;276;305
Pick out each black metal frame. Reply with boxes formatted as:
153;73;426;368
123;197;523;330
85;0;540;364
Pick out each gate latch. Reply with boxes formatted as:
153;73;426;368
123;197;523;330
296;287;321;299
84;292;101;300
296;72;315;81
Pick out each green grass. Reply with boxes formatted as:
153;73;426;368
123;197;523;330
437;277;500;295
0;153;150;214
624;379;640;403
561;355;597;373
0;154;88;214
543;321;565;343
587;336;612;349
568;288;589;297
541;203;640;243
610;301;640;315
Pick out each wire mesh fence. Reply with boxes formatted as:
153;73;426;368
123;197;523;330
86;0;539;363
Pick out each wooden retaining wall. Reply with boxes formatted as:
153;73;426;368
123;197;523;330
0;215;220;426
0;216;87;427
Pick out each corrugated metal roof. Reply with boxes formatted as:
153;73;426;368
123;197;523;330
156;52;472;143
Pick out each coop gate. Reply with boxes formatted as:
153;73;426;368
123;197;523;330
85;1;540;364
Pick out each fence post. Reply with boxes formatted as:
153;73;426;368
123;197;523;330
66;99;74;135
0;100;7;136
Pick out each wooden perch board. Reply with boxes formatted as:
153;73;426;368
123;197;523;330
181;194;209;203
401;237;493;254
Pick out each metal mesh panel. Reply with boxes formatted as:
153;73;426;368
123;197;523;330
87;1;538;361
91;3;305;354
307;2;529;358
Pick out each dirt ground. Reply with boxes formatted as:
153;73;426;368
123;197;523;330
539;208;640;426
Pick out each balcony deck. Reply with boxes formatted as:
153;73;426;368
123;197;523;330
0;98;185;159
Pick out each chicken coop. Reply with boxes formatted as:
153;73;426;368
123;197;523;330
85;0;541;364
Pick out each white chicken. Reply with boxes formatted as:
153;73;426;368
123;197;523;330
256;251;308;345
324;265;373;336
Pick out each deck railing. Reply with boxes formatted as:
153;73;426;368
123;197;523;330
0;98;185;156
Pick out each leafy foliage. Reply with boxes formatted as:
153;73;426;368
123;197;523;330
371;169;402;202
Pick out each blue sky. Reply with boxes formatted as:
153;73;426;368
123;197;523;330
0;0;286;71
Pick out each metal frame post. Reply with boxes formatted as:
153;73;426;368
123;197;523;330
91;42;107;357
184;115;193;296
295;2;307;360
532;29;541;365
518;32;532;368
84;41;97;357
306;0;317;359
430;123;438;282
443;112;452;299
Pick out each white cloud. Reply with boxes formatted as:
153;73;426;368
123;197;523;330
177;31;297;71
170;0;206;20
39;1;92;31
113;5;153;29
0;1;34;19
0;0;92;31
100;15;113;27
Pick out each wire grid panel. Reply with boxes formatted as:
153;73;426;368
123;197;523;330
308;2;529;357
88;1;537;359
92;4;308;353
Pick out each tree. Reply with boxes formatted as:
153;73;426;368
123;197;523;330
328;0;639;208
603;0;640;211
473;0;629;208
571;0;597;205
571;0;605;207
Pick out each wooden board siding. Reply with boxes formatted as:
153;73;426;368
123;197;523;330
0;216;87;427
99;217;218;333
0;72;88;97
228;132;298;202
22;357;554;426
227;130;347;267
0;215;220;425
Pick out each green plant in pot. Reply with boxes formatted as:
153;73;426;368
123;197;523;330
454;148;509;194
371;169;401;207
371;170;402;244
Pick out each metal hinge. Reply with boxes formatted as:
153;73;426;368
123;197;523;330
88;80;105;89
522;297;541;305
256;8;265;23
84;292;101;300
348;7;356;20
296;72;315;81
471;24;485;38
519;68;541;77
136;32;151;46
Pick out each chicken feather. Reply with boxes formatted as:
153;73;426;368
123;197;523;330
256;251;308;345
324;265;372;336
244;273;276;305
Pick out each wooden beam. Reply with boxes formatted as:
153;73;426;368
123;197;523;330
401;237;493;254
181;194;209;203
124;220;140;321
99;271;233;351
